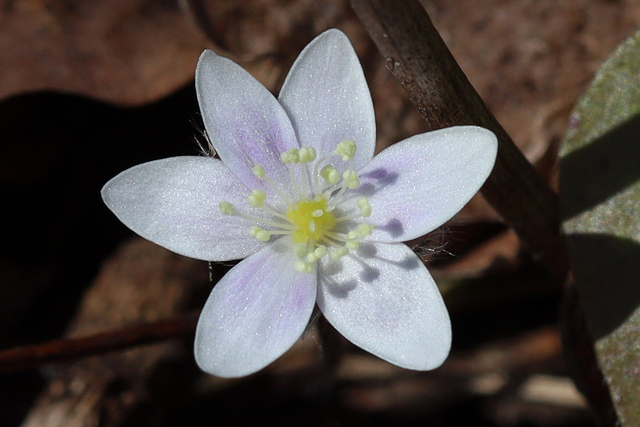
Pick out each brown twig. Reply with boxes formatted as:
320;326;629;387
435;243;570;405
350;0;568;280
0;311;200;373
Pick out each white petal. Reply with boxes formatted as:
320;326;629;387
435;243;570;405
195;239;317;378
317;242;451;370
354;126;497;242
102;156;265;261
279;29;376;170
196;50;299;202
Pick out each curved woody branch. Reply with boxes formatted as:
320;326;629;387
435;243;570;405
350;0;568;279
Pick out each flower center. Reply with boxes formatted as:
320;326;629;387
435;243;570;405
218;140;374;273
286;196;336;244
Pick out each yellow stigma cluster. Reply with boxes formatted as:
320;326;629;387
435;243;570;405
218;140;374;273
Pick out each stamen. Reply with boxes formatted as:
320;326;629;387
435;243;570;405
346;241;359;250
330;247;349;260
249;226;271;242
357;197;371;217
281;148;300;164
335;140;356;161
313;246;327;259
343;170;360;189
255;230;271;241
289;164;301;196
238;139;374;271
320;165;340;185
299;147;317;163
348;223;375;239
334;198;372;223
219;201;236;215
248;189;266;207
228;207;295;232
252;165;265;178
294;260;313;273
299;159;310;199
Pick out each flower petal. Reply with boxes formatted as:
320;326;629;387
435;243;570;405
317;242;451;370
354;126;497;242
102;156;264;261
196;50;299;201
195;239;317;378
279;29;376;170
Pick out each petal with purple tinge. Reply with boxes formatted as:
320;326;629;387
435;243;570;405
317;242;451;370
195;239;317;378
196;50;299;203
102;156;263;261
353;126;497;242
279;29;376;172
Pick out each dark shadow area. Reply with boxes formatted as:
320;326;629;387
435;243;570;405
560;113;640;220
567;233;640;340
0;87;200;344
0;86;200;425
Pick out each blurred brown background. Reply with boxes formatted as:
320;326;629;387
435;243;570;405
2;0;638;425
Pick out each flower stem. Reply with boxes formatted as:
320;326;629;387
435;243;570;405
350;0;568;280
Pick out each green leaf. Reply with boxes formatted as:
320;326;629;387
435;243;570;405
561;30;640;425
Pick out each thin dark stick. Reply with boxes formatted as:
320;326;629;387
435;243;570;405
0;311;200;373
351;0;568;279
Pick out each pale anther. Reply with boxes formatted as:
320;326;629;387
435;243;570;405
343;170;360;189
252;164;265;178
219;201;235;215
299;147;317;163
255;229;271;242
248;189;266;207
357;197;371;217
312;209;324;218
335;140;356;161
330;247;349;260
294;260;312;273
320;165;340;185
281;148;300;164
346;241;359;250
356;223;374;238
313;246;327;258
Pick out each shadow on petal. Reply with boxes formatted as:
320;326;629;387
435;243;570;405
357;167;399;197
378;218;404;238
316;241;451;370
321;242;421;299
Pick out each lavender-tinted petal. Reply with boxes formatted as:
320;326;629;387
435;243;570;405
196;50;299;201
317;242;451;370
353;126;497;242
102;156;264;261
195;239;317;377
279;29;376;171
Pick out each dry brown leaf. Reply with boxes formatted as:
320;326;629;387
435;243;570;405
0;0;210;105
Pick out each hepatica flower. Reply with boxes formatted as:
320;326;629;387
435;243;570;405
102;29;497;378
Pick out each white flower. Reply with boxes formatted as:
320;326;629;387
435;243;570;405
102;29;497;378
